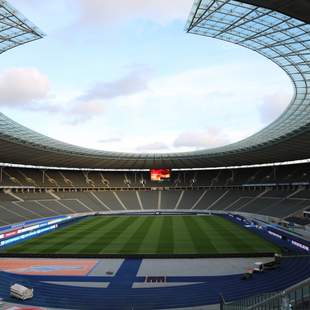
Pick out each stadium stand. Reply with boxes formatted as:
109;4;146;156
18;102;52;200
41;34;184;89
0;163;309;188
91;191;124;211
1;0;310;309
285;216;310;226
177;190;203;210
139;191;159;210
160;191;182;210
116;191;141;210
1;167;310;225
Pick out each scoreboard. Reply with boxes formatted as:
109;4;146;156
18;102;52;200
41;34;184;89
150;169;171;181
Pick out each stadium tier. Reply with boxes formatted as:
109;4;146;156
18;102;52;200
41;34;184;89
1;163;310;188
0;164;310;225
0;188;309;224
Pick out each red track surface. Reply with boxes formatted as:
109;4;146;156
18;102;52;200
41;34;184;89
0;259;98;276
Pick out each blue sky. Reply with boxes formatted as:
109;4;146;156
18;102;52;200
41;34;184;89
0;0;293;153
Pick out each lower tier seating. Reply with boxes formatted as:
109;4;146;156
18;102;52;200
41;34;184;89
0;189;309;225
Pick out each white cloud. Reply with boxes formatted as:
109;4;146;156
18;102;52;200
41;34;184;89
136;141;169;152
259;92;291;124
79;66;152;101
52;62;287;149
63;66;152;124
76;0;192;26
66;99;105;124
98;137;122;144
0;68;50;106
174;128;230;149
8;59;290;154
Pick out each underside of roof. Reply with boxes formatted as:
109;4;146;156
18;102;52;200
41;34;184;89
0;0;310;169
237;0;310;24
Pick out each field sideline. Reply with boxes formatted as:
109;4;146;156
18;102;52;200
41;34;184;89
4;215;280;256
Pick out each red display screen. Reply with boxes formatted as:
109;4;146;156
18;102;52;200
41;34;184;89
150;169;171;181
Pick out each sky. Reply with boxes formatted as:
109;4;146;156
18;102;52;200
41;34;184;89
0;0;293;153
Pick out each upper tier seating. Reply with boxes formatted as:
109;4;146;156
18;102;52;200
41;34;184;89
1;162;310;189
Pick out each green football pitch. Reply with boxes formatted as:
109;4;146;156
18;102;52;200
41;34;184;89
4;215;280;256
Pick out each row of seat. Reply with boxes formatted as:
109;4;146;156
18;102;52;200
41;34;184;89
2;163;310;188
0;189;309;225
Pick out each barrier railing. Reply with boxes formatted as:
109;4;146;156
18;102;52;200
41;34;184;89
221;277;310;310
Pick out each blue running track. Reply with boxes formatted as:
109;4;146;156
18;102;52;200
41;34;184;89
0;256;310;309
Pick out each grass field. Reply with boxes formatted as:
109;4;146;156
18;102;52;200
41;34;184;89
4;215;280;256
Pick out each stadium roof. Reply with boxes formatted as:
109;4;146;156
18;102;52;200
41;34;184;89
0;0;44;53
235;0;310;24
0;0;310;169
